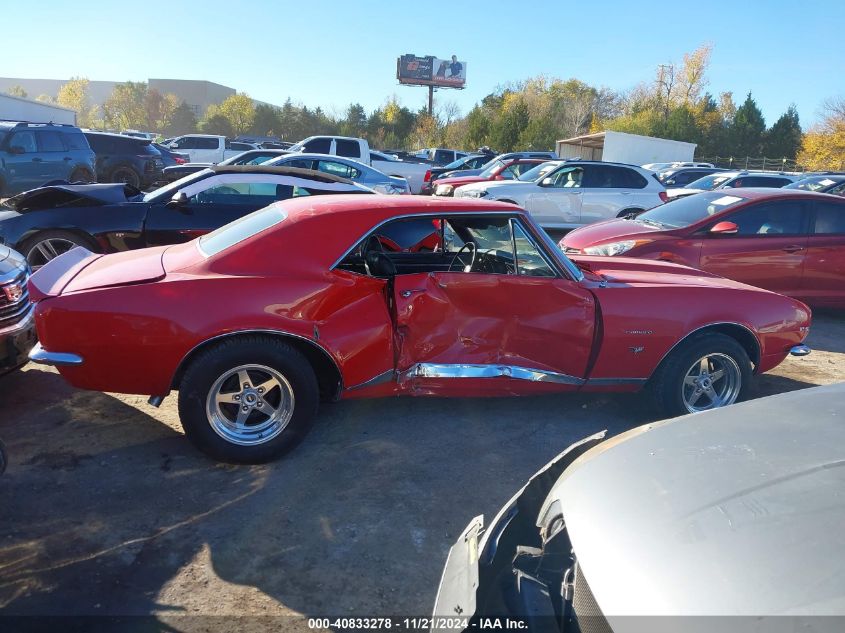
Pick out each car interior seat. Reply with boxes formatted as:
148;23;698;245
276;184;295;199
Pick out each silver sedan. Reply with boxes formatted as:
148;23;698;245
263;153;410;194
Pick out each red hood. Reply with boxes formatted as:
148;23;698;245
436;175;492;187
561;218;667;250
29;246;168;300
572;255;764;292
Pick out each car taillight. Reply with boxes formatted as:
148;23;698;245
174;157;186;164
659;191;669;203
424;170;431;182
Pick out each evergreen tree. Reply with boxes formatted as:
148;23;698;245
726;92;766;156
763;105;802;158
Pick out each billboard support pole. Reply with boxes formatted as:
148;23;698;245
428;85;434;116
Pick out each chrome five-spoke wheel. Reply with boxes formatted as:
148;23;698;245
26;238;79;270
205;364;295;446
682;353;742;413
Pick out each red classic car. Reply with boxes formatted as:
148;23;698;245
432;159;551;196
28;196;811;463
561;188;845;308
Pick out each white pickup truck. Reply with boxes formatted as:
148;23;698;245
164;135;257;164
287;136;431;193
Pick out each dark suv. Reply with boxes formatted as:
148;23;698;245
84;132;164;189
0;121;96;197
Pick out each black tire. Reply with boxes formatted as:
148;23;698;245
110;166;141;188
177;336;319;463
649;332;752;418
18;230;99;270
617;208;644;219
68;167;94;184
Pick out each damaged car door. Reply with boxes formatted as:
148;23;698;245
389;214;597;395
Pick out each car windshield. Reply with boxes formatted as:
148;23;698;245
636;191;748;228
478;160;506;178
519;161;561;182
786;176;843;191
142;168;215;202
686;173;734;190
443;156;473;169
199;204;287;256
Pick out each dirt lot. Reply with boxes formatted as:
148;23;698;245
1;311;843;631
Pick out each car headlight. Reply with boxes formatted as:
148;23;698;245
583;240;649;256
462;189;488;198
435;184;454;195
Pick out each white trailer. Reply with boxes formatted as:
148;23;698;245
556;131;696;165
0;93;76;125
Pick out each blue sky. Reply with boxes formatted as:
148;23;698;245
6;0;843;127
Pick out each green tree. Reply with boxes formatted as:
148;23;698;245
57;77;97;127
726;92;766;156
339;103;367;138
165;102;198;135
490;96;529;152
251;104;281;136
218;93;256;135
102;81;148;130
5;85;27;98
764;105;802;159
464;106;491;149
200;110;234;137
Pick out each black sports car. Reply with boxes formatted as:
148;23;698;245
0;165;372;269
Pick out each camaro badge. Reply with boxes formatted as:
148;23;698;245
3;283;23;303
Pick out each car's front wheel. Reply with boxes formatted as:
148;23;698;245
650;333;752;417
19;230;99;271
178;336;319;463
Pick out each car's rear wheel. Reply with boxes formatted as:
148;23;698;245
111;166;140;188
178;336;319;463
68;167;94;184
650;333;752;417
19;230;99;271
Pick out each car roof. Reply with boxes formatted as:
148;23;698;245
208;164;356;184
701;187;844;203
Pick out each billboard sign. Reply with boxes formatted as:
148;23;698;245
397;54;466;88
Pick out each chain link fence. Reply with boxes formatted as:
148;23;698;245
695;156;808;173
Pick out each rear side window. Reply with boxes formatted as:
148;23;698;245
813;201;845;234
85;135;113;152
726;200;808;236
199;205;287;256
317;160;361;180
37;131;66;152
303;138;331;153
583;165;647;188
64;132;89;150
336;139;361;158
196;137;220;150
174;137;196;149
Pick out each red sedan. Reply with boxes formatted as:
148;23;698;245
561;188;845;308
28;196;811;463
432;159;551;196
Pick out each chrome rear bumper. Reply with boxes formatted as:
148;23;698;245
28;342;84;366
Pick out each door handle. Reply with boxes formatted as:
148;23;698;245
620;191;631;195
31;157;43;162
400;289;426;298
782;245;804;253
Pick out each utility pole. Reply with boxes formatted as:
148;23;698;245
428;85;434;116
656;63;672;120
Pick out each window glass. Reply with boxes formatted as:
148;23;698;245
372;218;443;252
318;160;361;180
37;131;66;152
547;166;583;188
518;161;560;182
442;217;515;274
63;132;89;151
285;158;315;170
638;191;748;228
813;201;845;234
726;201;807;236
499;165;518;179
196;137;220;150
199;205;287;256
512;221;555;277
303;138;332;153
190;180;300;205
172;137;194;149
829;182;845;197
336;139;361;158
8;131;37;153
434;150;451;164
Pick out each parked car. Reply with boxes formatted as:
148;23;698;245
121;130;157;141
455;160;668;228
656;166;726;188
642;161;715;171
420;154;494;195
418;148;469;166
152;143;189;168
287;136;431;193
785;174;845;195
443;151;559;181
0;122;96;196
0;166;372;270
433;158;549;196
0;244;36;375
666;170;798;200
263;153;409;194
28;195;810;463
561;188;845;308
84;132;164;189
161;149;291;183
433;383;841;632
164;135;258;163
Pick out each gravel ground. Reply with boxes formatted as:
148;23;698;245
0;310;843;631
